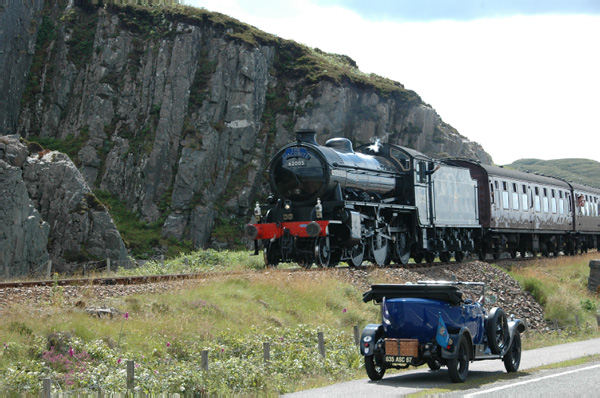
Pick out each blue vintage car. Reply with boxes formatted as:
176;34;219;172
360;282;526;382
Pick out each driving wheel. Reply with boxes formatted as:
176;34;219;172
314;236;331;268
370;233;389;267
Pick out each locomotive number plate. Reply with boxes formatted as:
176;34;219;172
286;160;306;167
385;355;413;364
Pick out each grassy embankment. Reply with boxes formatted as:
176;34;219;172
1;252;599;394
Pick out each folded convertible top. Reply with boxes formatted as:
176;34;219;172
362;284;463;305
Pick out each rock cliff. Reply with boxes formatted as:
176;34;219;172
2;3;492;262
1;135;129;277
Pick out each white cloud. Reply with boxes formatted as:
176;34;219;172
187;1;600;164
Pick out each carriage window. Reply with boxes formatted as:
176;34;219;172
567;193;572;212
551;197;557;213
512;191;519;210
522;185;528;210
534;187;541;212
559;198;564;214
502;190;510;210
543;196;549;213
490;183;495;204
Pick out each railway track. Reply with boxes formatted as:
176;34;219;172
0;253;540;290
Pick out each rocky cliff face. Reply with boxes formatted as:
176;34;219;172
1;135;129;277
4;3;492;260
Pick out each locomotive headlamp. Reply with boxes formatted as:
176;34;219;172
315;198;323;219
283;200;293;220
254;202;261;218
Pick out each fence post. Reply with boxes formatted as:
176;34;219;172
201;350;209;372
161;255;164;266
553;319;559;331
317;332;325;358
353;325;360;345
43;378;51;398
126;360;134;390
263;342;270;364
184;257;188;266
107;258;111;273
46;260;52;280
575;315;580;330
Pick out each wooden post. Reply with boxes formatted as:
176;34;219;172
46;260;52;280
317;332;325;358
43;378;51;398
553;319;559;331
107;258;111;273
263;342;270;363
575;315;580;330
126;360;134;390
184;257;188;266
353;325;360;345
161;255;164;266
201;350;209;372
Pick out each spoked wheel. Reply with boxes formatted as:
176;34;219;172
503;332;521;372
454;251;465;263
439;251;451;263
370;233;389;267
263;240;280;267
510;249;518;259
477;248;487;261
413;252;424;264
448;335;470;383
394;231;411;265
424;251;435;264
314;236;331;268
348;242;365;267
487;307;510;354
364;355;386;381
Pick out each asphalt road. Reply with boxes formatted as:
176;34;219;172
285;337;600;397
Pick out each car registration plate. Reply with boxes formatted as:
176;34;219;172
385;355;413;364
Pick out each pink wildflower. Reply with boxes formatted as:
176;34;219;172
342;308;347;313
117;357;122;364
280;337;284;342
124;312;129;320
221;348;225;353
3;342;7;348
166;342;171;347
69;347;74;357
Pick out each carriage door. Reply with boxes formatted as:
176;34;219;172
415;160;432;226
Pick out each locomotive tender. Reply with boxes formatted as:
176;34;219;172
245;130;600;267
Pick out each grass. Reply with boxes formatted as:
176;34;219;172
507;253;600;332
0;271;376;395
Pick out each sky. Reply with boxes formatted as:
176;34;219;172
185;0;600;165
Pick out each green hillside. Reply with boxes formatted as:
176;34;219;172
505;158;600;189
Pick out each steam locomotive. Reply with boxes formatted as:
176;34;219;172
245;130;600;267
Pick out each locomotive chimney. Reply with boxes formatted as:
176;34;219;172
296;129;318;145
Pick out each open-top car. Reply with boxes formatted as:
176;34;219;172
360;281;526;382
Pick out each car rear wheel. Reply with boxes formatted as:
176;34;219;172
503;332;521;372
448;335;469;383
487;307;509;355
365;355;386;381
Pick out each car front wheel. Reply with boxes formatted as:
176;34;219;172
448;335;470;383
365;355;386;381
503;332;522;372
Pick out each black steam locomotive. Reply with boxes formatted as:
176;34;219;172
245;130;600;267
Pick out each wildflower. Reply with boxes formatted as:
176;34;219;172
280;337;284;342
117;357;122;364
221;348;225;353
124;312;129;320
3;342;7;349
166;342;171;347
69;347;74;358
342;308;347;313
